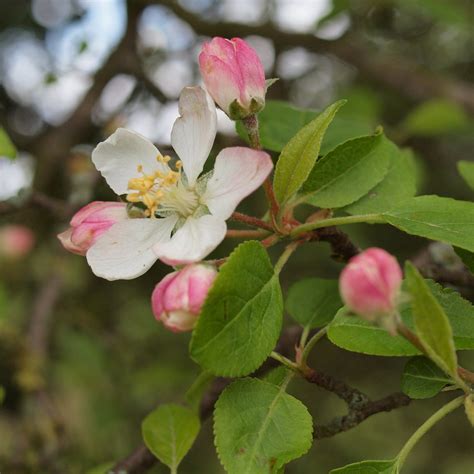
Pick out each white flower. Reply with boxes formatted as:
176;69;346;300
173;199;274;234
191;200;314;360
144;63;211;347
86;86;273;281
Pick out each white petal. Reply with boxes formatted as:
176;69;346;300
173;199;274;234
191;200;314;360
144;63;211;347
171;86;217;187
92;128;166;195
203;147;273;220
86;216;178;281
154;215;226;265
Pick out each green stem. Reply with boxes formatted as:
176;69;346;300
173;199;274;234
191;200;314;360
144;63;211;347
270;351;299;371
274;241;300;275
396;396;464;469
301;327;327;364
291;214;385;237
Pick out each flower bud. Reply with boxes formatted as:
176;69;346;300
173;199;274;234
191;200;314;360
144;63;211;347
58;201;128;256
199;37;266;120
339;248;402;331
151;264;217;332
0;225;34;259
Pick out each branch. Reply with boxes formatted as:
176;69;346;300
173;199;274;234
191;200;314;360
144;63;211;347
154;0;474;115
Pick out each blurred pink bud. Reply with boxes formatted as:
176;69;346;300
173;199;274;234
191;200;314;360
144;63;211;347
0;225;35;258
199;37;266;119
339;248;402;320
151;264;217;333
58;201;127;256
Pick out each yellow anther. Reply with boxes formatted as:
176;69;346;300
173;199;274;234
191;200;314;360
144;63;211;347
137;165;143;173
175;160;182;169
162;155;171;163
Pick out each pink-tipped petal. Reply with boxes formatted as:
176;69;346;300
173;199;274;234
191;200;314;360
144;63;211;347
203;147;273;220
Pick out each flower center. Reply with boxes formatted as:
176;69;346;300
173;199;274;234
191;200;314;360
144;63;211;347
126;155;199;218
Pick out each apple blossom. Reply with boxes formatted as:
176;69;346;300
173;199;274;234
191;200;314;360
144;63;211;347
199;37;266;119
339;248;402;330
83;86;272;281
58;201;128;256
0;225;34;258
151;264;217;332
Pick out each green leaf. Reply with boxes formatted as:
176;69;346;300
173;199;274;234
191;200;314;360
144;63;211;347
328;279;474;356
384;196;474;253
401;356;451;399
400;99;469;137
273;100;346;205
214;378;313;473
185;370;215;412
263;366;292;386
302;131;393;209
286;278;342;328
190;241;283;377
457;160;474;191
345;148;417;214
405;262;457;376
142;404;200;471
454;247;474;274
0;127;16;159
330;459;398;474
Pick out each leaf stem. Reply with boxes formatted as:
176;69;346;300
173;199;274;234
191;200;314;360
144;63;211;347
226;229;270;239
290;213;385;237
230;211;274;231
241;114;280;226
396;396;464;469
301;327;327;364
274;241;300;275
270;351;299;371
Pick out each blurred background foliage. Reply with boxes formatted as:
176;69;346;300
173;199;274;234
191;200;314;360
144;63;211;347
0;0;473;472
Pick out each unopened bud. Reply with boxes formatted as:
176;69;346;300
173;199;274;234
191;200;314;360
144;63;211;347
339;248;403;334
151;264;217;332
58;201;127;256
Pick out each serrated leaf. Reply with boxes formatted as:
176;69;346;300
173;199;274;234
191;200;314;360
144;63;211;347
328;279;474;356
190;241;283;377
457;160;474;191
142;404;200;471
273;100;346;205
214;378;313;474
401;356;451;399
286;278;342;328
0;128;16;159
302;131;393;208
384;196;474;253
400;99;469;136
331;459;398;474
345;148;417;214
405;262;457;377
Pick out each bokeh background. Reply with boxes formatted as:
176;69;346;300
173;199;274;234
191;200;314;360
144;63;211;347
1;0;474;472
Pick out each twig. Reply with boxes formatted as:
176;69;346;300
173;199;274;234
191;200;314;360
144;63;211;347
226;229;269;239
230;212;273;231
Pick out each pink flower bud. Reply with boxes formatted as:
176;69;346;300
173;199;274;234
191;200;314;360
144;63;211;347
151;264;217;333
339;248;402;320
199;37;266;119
0;225;35;259
58;201;128;256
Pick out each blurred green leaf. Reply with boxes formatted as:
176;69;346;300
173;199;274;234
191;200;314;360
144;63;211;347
400;99;469;137
214;378;313;473
190;241;283;377
457;160;474;191
454;247;474;273
142;404;200;471
185;370;215;412
273;100;345;205
302;131;393;208
331;459;398;473
384;196;474;253
405;262;457;376
345;148;417;214
401;356;451;399
286;278;342;328
0;385;5;405
328;279;474;356
0;127;16;159
85;462;114;474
